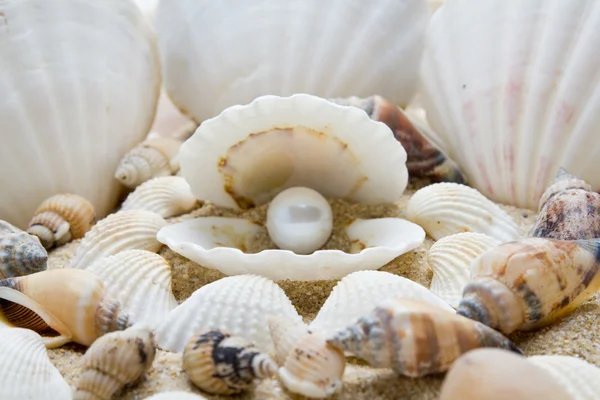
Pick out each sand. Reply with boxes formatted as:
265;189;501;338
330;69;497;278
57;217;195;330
45;181;600;400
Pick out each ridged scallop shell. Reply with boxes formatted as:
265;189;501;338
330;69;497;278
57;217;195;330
155;0;429;122
144;392;208;400
74;325;156;400
457;237;600;335
427;233;501;308
155;275;303;354
0;268;131;348
70;210;167;269
120;176;198;218
183;329;277;395
327;298;522;377
528;355;600;400
406;183;522;242
27;193;96;249
0;0;160;229
309;270;453;335
0;328;71;400
0;220;48;279
420;0;600;209
85;250;178;329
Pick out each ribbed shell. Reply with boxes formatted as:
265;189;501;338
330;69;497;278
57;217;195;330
406;183;522;242
70;210;166;269
143;392;208;400
528;355;600;400
120;176;197;218
0;220;48;279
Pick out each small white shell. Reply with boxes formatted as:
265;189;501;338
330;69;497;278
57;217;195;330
427;233;501;308
120;176;198;218
528;355;600;400
0;328;71;400
309;271;453;335
70;210;166;269
406;183;522;242
155;275;303;354
144;392;208;400
85;250;178;329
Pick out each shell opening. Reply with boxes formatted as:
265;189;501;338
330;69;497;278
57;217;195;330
0;298;59;336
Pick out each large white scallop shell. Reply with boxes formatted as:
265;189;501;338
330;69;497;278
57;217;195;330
420;0;600;209
406;183;522;242
528;355;600;400
155;0;430;122
157;217;425;281
120;176;198;218
155;275;303;354
0;0;160;229
0;328;71;400
427;232;501;308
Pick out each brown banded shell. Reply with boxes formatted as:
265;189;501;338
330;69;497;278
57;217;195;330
457;237;600;335
27;193;96;249
0;220;48;279
183;329;277;395
74;325;156;400
326;298;522;377
0;268;131;348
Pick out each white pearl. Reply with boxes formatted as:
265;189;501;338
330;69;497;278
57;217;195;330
266;187;333;254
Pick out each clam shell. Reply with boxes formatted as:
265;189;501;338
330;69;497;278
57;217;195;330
0;220;48;279
121;176;198;218
420;0;600;209
427;233;501;308
528;355;600;400
0;328;71;400
70;210;166;269
157;216;425;281
155;275;303;354
0;0;160;229
406;183;522;242
144;392;208;400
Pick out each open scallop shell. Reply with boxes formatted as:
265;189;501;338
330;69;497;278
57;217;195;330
420;0;600;209
528;355;600;400
0;0;160;229
157;217;425;281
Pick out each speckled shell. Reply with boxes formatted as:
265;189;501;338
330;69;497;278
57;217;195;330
528;355;600;400
74;325;156;400
327;298;522;377
155;275;303;354
0;328;71;400
85;250;178;329
406;183;522;242
457;237;600;335
427;233;501;308
183;329;277;395
0;220;48;279
27;193;96;249
120;176;198;218
144;392;208;400
70;210;166;269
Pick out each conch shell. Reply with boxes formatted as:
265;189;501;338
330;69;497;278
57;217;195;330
27;193;96;249
457;237;600;335
0;220;48;279
0;268;131;348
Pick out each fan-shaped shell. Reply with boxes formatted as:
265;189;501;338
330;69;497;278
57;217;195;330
155;275;303;354
420;0;600;209
0;220;48;279
70;210;166;269
0;0;160;229
528;355;600;400
121;176;198;218
406;183;522;242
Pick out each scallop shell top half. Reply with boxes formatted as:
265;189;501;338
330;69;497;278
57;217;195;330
177;94;410;210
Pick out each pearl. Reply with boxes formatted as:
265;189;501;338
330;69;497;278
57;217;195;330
266;187;333;254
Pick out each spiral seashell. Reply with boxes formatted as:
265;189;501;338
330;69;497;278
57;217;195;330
74;324;156;400
70;210;166;269
0;268;131;348
530;168;600;240
144;392;208;400
183;329;277;395
326;298;522;378
457;237;600;335
0;220;48;279
269;316;346;399
120;176;198;218
406;183;522;242
27;193;96;249
115;136;183;188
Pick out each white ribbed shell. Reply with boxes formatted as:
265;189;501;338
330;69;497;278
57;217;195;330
121;176;197;218
528;355;600;400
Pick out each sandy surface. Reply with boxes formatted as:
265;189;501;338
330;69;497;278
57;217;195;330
44;182;600;400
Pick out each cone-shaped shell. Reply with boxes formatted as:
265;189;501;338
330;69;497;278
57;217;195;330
70;210;166;269
0;220;48;279
406;183;522;242
0;328;72;400
528;355;600;400
121;176;198;218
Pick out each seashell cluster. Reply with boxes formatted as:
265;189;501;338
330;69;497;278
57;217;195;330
27;193;95;249
0;220;48;280
183;329;277;395
120;176;198;218
75;325;156;400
